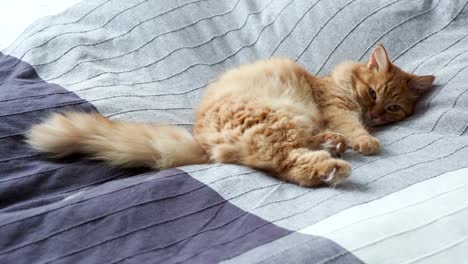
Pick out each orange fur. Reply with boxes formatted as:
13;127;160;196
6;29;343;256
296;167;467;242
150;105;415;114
27;112;208;169
27;44;434;187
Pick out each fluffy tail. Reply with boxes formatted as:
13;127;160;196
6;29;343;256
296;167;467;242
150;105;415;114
26;112;209;169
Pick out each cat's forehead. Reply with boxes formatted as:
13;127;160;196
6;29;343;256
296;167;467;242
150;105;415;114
371;68;409;90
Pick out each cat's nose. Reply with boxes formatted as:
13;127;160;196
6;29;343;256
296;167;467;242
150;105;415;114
370;112;379;119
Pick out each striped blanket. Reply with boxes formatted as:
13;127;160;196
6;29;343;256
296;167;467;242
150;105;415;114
1;0;468;263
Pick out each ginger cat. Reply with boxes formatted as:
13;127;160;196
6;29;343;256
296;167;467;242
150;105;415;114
27;45;435;187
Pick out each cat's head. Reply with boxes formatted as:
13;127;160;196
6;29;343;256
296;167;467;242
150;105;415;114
333;44;435;126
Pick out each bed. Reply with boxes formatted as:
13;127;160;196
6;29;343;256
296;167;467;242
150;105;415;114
1;0;467;263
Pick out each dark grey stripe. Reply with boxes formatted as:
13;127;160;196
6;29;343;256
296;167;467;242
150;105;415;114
1;166;315;264
0;165;222;227
0;52;141;212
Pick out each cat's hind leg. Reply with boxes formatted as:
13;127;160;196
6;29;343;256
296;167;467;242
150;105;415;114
239;126;351;187
281;148;351;187
203;107;352;187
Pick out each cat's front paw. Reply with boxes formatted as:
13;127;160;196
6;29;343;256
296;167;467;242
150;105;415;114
310;131;347;157
320;132;347;156
352;135;380;155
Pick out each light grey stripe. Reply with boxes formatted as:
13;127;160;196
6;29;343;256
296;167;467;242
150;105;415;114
4;0;468;262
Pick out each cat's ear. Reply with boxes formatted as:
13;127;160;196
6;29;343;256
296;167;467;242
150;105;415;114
367;44;390;72
408;75;435;95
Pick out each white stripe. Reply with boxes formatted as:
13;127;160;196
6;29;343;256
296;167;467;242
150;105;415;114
300;167;468;264
402;236;468;264
0;0;81;50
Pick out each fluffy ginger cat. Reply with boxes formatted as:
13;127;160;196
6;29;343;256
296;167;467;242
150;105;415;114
27;45;434;187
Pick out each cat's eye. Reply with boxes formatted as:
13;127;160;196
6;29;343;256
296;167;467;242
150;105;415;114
387;105;401;112
369;88;377;101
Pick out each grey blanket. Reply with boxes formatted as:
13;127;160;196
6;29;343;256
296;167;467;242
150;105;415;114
1;0;468;263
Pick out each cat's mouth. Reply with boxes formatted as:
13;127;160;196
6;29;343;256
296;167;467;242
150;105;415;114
366;120;380;127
